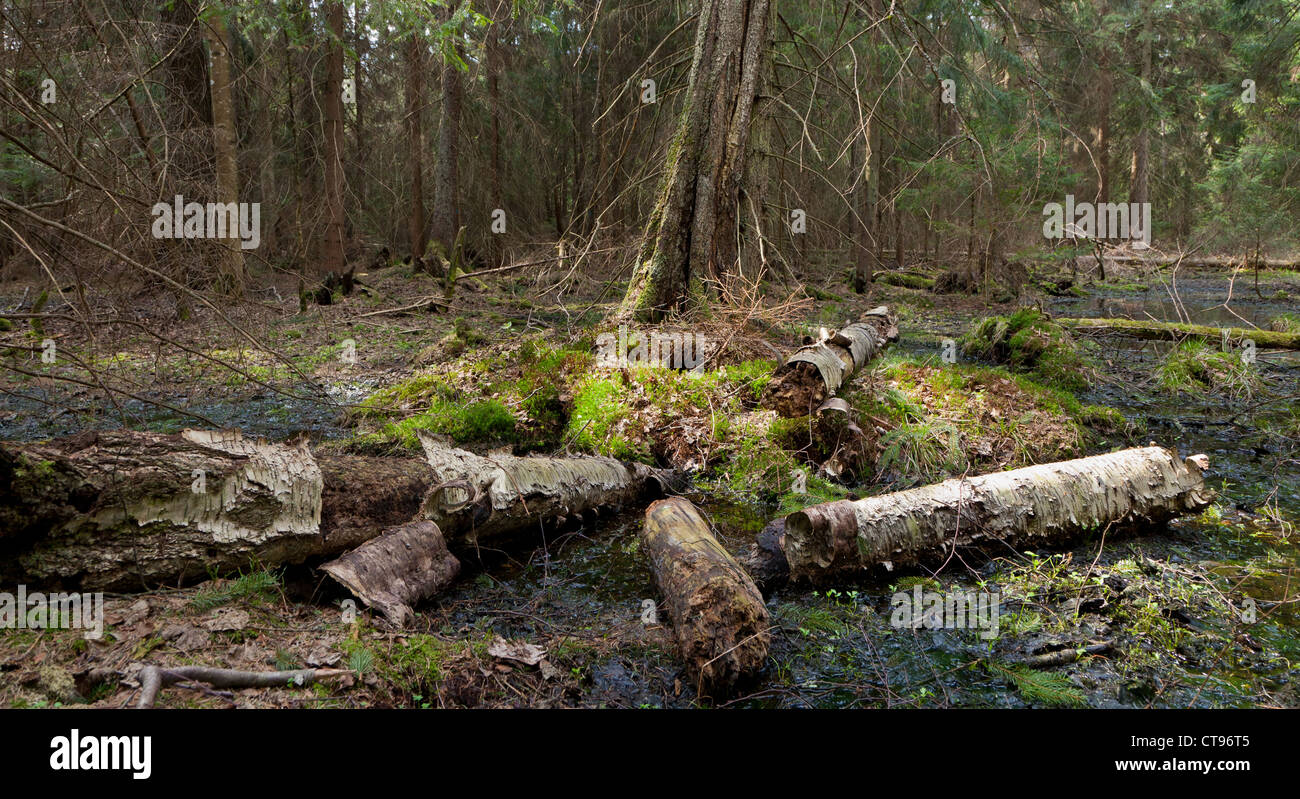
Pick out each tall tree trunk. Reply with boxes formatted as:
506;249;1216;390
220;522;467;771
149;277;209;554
203;7;245;296
406;34;426;259
620;0;771;322
1129;0;1153;211
430;3;463;256
352;1;367;210
322;1;347;276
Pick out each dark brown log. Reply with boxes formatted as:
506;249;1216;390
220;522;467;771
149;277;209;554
738;518;789;593
641;497;770;698
320;520;460;627
784;446;1213;581
763;306;898;417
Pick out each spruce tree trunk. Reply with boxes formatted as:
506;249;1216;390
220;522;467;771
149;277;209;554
620;0;771;321
203;8;245;296
406;34;426;259
322;1;346;276
430;2;463;257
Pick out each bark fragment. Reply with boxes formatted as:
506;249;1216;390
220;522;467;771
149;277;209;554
784;447;1213;581
320;520;460;627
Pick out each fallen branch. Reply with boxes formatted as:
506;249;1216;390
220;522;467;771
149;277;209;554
783;446;1214;581
641;497;770;698
136;665;348;708
763;306;898;417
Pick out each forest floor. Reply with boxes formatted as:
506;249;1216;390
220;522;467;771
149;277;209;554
2;255;1299;708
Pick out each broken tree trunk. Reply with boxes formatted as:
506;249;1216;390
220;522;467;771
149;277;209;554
0;428;663;590
763;306;898;417
641;497;770;698
417;431;670;559
784;447;1213;581
1058;317;1300;350
320;520;460;627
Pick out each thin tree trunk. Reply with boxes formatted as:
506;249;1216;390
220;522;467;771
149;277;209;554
322;1;346;275
203;7;245;296
406;34;426;259
430;2;463;256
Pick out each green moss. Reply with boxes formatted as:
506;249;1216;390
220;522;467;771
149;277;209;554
565;374;647;461
961;309;1092;392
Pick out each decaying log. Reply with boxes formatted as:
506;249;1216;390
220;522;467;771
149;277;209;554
784;447;1213;581
0;429;333;589
0;428;671;589
763;306;898;417
320;520;460;627
418;431;670;558
1058;317;1300;350
738;518;790;593
641;498;770;697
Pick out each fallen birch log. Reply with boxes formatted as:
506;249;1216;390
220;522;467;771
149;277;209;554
320;520;460;627
764;306;898;417
0;428;667;589
783;447;1213;581
1058;317;1300;350
417;431;671;559
641;498;770;697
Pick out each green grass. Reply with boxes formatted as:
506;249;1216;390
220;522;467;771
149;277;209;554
190;568;281;612
1155;339;1262;399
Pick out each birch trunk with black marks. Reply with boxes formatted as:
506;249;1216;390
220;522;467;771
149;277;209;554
763;306;898;417
783;447;1214;581
641;497;769;697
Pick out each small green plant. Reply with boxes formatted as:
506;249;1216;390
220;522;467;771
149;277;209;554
190;568;281;612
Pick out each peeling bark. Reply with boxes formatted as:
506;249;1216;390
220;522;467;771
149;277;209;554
784;447;1214;581
763;306;898;417
417;432;670;559
0;430;673;589
321;520;460;627
642;497;769;698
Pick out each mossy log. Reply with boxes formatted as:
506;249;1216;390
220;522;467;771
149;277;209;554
417;431;671;559
784;447;1213;581
320;520;460;627
763;306;898;417
1058;317;1300;350
641;497;770;698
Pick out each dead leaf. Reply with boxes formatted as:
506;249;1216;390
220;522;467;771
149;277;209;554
202;607;250;632
306;646;342;667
